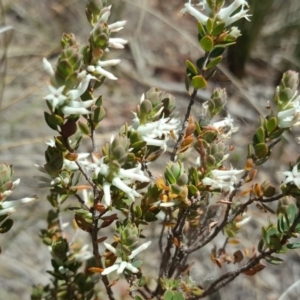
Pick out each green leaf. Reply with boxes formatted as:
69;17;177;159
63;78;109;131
164;291;174;300
44;112;60;130
78;121;90;135
186;60;198;77
0;218;13;233
265;117;278;133
287;242;300;249
269;128;285;140
188;184;198;195
206;18;213;34
200;35;214;52
197;21;206;37
137;276;147;287
191;75;207;89
225;229;235;238
173;292;185;300
286;202;298;225
165;167;177;185
265;226;278;244
257;238;265;253
135;205;143;219
215;41;236;48
212;21;225;36
265;256;284;265
92;106;105;123
206;56;222;69
210;47;225;57
254;143;268;159
135;296;144;300
253;126;265;144
295;222;300;233
144;211;157;222
196;57;205;70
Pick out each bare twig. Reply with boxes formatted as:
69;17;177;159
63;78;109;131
171;88;198;161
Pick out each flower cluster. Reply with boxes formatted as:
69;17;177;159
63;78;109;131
202;167;243;192
130;92;180;151
91;154;150;206
101;240;151;275
0;164;36;216
43;5;127;117
181;0;251;26
280;163;300;189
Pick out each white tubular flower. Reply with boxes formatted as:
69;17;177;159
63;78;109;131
103;181;112;206
112;177;142;199
132;113;180;152
128;241;152;259
218;0;251;26
101;241;151;275
0;197;36;215
62;153;90;172
235;215;251;228
108;38;128;49
0;207;16;216
181;0;250;26
67;73;96;101
43;58;55;77
71;245;94;262
212;114;238;138
88;65;118;80
202;167;243;192
98;59;121;67
212;114;234;129
181;1;209;24
61;106;90;115
280;164;300;189
277;99;300;128
108;20;127;32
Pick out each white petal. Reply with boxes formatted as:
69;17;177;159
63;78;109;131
103;181;112;206
218;0;248;20
125;263;139;273
0;207;16;216
108;20;127;32
61;106;91;115
128;241;152;259
181;3;208;24
43;58;55;77
101;263;120;275
117;261;128;274
98;59;121;67
112;177;141;200
1;197;36;209
94;66;118;80
12;178;20;188
104;242;117;254
68;99;95;108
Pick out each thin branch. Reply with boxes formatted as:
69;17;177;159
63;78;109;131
75;161;96;188
171;88;198;161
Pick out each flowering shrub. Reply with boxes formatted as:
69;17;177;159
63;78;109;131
2;0;300;299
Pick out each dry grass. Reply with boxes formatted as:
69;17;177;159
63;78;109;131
1;0;300;299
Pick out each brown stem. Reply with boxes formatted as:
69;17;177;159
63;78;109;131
171;88;198;161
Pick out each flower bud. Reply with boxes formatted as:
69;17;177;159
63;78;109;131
276;71;299;107
208;88;227;118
